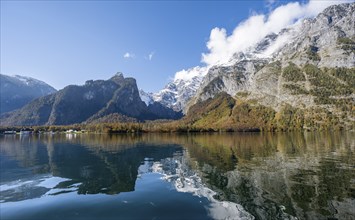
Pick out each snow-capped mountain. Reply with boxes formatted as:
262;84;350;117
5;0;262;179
0;74;57;113
140;66;208;112
189;2;354;110
180;3;354;131
139;89;154;106
144;2;354;115
13;75;53;88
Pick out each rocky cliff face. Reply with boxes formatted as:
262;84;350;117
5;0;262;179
274;3;354;68
0;74;56;114
247;3;354;112
1;73;182;126
151;3;354;115
185;3;354;127
187;59;268;112
180;3;354;130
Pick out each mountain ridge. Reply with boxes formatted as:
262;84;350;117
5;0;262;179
146;2;354;115
1;73;182;126
0;74;57;114
1;2;353;130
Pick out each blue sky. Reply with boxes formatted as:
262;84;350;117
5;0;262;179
0;0;348;92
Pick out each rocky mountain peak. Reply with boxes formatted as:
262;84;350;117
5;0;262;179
320;2;353;20
1;72;182;126
149;66;208;112
183;2;354;114
139;89;154;106
110;72;125;84
137;3;354;115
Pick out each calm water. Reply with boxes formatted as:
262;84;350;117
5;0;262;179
0;132;354;220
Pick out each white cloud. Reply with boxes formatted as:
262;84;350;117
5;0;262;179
123;52;135;59
202;0;352;66
148;52;154;61
259;32;293;58
174;66;208;81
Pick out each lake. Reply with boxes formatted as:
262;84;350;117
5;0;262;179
0;132;354;220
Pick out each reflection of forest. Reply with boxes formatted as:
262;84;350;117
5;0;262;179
182;132;355;220
0;132;354;220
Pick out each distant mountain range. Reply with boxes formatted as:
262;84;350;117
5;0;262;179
0;74;56;114
1;73;182;126
1;2;354;129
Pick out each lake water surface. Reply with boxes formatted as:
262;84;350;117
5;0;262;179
0;132;354;220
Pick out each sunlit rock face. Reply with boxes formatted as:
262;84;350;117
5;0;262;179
181;3;354;114
179;3;354;131
144;3;355;114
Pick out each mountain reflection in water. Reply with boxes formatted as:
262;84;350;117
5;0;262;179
0;132;354;220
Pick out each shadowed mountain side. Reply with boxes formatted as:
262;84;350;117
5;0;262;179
0;74;57;114
0;73;182;126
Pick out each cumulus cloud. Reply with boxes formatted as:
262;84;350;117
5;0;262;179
174;66;208;81
123;52;135;59
202;0;352;66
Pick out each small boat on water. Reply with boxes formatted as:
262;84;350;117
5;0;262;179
4;131;16;134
